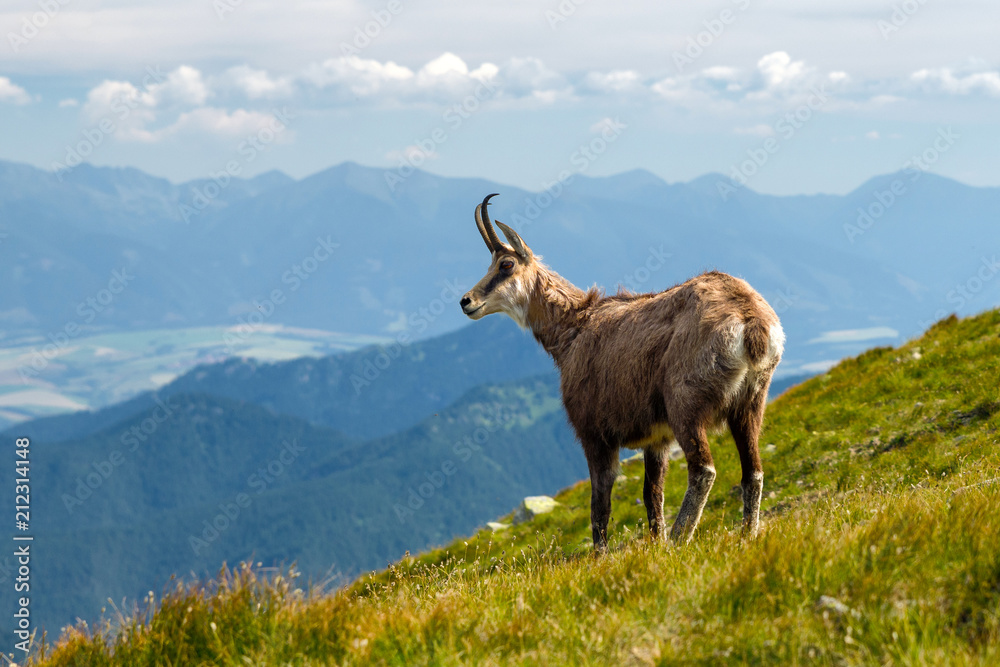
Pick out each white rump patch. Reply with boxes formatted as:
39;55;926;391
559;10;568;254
768;322;786;360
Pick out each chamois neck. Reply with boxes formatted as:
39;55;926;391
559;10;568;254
525;264;595;365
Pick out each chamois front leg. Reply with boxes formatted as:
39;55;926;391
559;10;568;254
670;425;716;544
643;446;668;540
586;445;619;551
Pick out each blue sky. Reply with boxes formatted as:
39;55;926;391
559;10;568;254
1;0;998;194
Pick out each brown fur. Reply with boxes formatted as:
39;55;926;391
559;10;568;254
461;204;784;550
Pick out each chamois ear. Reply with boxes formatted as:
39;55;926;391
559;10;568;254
494;220;532;260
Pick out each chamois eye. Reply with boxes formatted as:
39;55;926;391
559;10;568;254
500;259;515;271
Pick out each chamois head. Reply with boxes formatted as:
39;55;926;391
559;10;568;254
460;194;537;326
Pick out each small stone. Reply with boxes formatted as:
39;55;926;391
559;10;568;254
668;442;685;460
615;474;628;483
816;595;852;616
764;443;777;453
486;521;509;532
513;496;560;524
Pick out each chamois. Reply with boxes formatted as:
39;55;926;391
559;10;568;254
460;194;784;549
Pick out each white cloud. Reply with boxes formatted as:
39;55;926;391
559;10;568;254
647;52;836;110
496;57;567;99
798;360;839;374
413;53;501;97
757;51;809;89
82;79;158;140
300;53;561;106
303;56;414;98
910;67;1000;96
80;65;277;142
470;62;499;81
149;65;209;106
65;51;915;119
418;52;469;79
0;77;31;105
865;130;880;140
166;107;286;138
221;66;294;100
809;326;899;344
581;70;643;94
58;98;79;108
702;66;740;82
650;76;704;104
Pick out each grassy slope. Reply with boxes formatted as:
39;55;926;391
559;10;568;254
32;310;1000;665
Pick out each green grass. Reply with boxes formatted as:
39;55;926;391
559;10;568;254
29;310;1000;665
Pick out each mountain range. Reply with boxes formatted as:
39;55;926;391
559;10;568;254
3;158;999;391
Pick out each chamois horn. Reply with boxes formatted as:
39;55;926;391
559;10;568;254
474;193;505;253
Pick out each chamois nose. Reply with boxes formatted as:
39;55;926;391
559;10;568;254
460;296;472;309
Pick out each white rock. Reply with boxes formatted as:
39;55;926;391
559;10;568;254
513;496;559;524
486;521;510;532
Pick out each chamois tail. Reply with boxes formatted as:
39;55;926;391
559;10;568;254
743;317;772;367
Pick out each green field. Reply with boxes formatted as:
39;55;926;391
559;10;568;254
0;326;389;426
27;309;1000;665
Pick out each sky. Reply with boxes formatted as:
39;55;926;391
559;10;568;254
1;0;998;195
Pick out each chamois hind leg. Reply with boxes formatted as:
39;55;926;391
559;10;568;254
670;424;716;544
728;388;768;539
586;445;620;552
643;446;668;540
